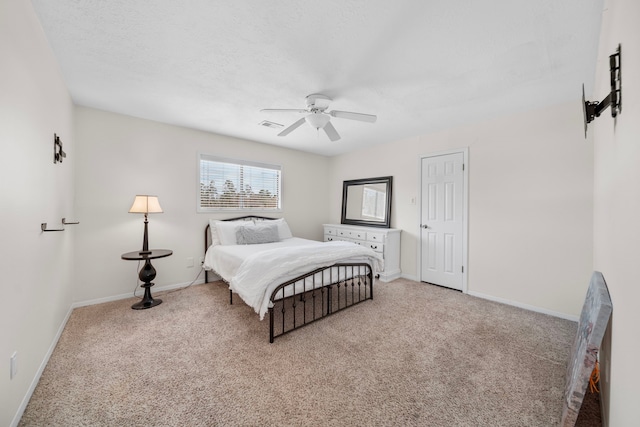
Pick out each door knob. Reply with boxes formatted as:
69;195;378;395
421;224;429;229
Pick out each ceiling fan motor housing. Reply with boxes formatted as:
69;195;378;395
306;94;332;111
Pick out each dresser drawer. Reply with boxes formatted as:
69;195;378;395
337;229;365;240
325;234;359;245
348;230;366;240
367;232;386;243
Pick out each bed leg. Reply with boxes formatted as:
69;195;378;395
369;269;374;299
269;306;274;343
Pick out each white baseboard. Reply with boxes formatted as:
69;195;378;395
378;269;402;282
467;290;579;322
72;276;207;309
400;273;418;282
11;305;74;427
382;275;577;322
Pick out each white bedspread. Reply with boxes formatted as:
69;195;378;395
204;238;383;319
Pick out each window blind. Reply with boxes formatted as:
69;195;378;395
198;154;281;211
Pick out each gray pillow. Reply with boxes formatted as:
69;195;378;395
236;223;280;245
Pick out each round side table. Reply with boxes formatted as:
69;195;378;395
121;249;173;309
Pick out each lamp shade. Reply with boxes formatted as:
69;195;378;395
129;195;163;214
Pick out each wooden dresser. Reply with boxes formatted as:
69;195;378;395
323;224;401;282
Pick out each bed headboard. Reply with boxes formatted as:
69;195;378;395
203;215;279;255
204;215;279;283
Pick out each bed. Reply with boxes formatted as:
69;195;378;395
203;216;383;342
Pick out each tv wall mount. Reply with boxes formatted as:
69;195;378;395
582;44;622;138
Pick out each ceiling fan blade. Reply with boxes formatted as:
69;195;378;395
323;121;341;141
261;108;308;113
329;110;377;123
277;117;306;137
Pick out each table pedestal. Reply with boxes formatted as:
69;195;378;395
121;249;172;310
132;258;162;309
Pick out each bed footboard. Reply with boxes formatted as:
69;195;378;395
268;263;373;343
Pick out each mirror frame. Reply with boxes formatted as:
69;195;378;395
341;176;393;228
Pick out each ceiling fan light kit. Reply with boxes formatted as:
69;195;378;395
261;93;377;142
305;113;330;129
582;44;622;138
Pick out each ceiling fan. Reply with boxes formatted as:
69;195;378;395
260;94;377;142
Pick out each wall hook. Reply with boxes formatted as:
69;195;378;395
41;218;79;232
41;223;64;232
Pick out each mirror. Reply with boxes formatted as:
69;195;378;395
341;176;392;228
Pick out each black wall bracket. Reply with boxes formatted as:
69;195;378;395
54;133;66;164
41;222;64;232
583;44;622;138
41;218;80;232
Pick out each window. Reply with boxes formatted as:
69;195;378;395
361;185;386;220
198;154;281;212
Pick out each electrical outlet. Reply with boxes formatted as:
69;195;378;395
10;352;17;380
186;257;194;268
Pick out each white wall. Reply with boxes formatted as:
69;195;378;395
592;0;640;424
0;1;75;425
73;107;331;303
330;101;594;318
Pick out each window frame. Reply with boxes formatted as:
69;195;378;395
197;153;283;213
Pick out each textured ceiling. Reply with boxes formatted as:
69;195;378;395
31;0;603;156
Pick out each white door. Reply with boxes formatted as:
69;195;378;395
420;152;465;290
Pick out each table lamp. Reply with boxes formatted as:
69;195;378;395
129;195;163;255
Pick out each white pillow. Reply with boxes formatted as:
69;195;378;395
273;218;293;239
208;219;221;246
209;219;254;246
215;221;242;245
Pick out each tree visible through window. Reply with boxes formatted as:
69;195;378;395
198;154;281;211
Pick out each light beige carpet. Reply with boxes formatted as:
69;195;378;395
19;278;601;426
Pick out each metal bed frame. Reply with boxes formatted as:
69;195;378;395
204;216;374;343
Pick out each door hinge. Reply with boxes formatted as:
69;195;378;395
462;163;465;171
461;266;464;273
